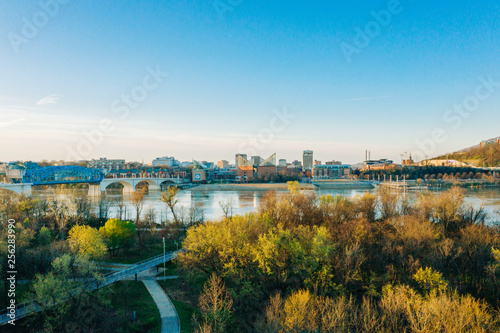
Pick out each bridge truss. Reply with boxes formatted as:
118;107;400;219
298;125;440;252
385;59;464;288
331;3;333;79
22;166;105;185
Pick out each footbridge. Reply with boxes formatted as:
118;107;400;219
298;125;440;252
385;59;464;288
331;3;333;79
0;250;183;325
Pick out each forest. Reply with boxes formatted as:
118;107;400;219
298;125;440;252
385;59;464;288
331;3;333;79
178;183;500;332
436;142;500;167
0;184;499;332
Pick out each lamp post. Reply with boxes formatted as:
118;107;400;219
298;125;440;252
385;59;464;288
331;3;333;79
162;237;165;280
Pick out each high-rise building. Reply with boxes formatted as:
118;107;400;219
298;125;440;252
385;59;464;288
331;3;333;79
278;159;287;167
217;160;229;169
235;154;248;167
152;156;179;167
303;150;313;170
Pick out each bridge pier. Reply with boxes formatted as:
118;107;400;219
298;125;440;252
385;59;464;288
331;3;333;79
88;185;102;197
123;185;134;196
0;183;32;195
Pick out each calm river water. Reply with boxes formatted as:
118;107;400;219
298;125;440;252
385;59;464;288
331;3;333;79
32;187;500;224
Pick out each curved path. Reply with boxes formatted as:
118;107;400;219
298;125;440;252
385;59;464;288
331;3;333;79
0;250;182;325
143;279;180;333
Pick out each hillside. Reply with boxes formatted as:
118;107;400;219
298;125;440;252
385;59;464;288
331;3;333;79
436;138;500;167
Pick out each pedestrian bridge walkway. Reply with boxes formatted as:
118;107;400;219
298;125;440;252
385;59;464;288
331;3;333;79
0;250;182;325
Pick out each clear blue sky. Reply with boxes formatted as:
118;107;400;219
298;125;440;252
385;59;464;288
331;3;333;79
1;0;499;164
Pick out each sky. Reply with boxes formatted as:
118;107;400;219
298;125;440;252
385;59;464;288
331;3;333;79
1;0;499;165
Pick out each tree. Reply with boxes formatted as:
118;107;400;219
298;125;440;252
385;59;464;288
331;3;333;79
68;225;107;259
219;199;234;219
195;273;234;333
99;219;136;257
130;188;147;223
32;254;118;332
49;197;72;239
97;194;112;220
38;226;52;246
72;193;92;223
159;186;180;223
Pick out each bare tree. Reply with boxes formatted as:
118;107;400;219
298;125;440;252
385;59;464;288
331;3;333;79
97;194;112;220
50;197;72;239
130;188;147;223
113;196;125;220
72;193;92;222
159;186;180;223
219;199;234;220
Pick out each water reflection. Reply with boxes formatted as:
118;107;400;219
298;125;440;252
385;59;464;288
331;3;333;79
28;187;500;223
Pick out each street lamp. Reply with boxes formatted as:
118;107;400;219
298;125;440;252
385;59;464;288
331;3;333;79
162;237;165;280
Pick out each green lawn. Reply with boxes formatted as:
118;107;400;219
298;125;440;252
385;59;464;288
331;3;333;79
0;282;32;308
156;260;178;277
158;280;198;333
171;299;197;333
109;281;161;333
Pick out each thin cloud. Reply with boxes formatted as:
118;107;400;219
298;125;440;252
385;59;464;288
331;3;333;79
0;118;25;128
37;95;61;105
347;96;388;102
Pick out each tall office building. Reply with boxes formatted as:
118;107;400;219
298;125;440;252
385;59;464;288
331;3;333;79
303;150;313;171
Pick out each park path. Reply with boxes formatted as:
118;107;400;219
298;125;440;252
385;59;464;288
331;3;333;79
141;268;180;333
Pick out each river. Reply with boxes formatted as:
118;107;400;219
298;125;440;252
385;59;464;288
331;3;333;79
30;186;500;224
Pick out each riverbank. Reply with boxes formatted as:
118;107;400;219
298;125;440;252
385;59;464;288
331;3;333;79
313;180;375;190
190;181;375;192
190;183;318;191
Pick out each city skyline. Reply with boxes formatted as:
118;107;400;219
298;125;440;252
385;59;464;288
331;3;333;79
2;1;499;164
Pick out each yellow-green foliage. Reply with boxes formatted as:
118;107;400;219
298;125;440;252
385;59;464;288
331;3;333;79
413;267;448;294
179;187;500;331
68;225;106;259
259;286;499;333
99;218;136;257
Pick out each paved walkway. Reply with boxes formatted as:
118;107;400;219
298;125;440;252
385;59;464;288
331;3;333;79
140;268;180;333
143;280;180;333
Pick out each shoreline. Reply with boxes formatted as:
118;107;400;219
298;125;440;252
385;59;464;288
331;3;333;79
189;181;375;192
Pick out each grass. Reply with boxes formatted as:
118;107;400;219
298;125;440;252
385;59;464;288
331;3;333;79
171;299;198;333
156;260;178;277
0;282;32;308
2;281;161;332
158;280;199;333
109;281;161;333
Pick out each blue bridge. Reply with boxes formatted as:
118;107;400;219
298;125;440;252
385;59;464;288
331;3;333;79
1;166;188;195
23;166;105;185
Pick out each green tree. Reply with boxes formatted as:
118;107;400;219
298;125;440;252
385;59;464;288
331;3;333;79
38;226;52;246
99;219;136;257
32;254;114;332
68;225;107;259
